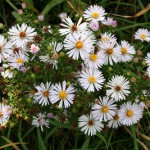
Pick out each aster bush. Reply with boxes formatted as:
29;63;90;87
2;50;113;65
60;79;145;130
0;0;150;149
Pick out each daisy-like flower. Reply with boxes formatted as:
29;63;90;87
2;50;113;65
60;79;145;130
107;110;121;128
89;20;99;31
50;81;75;108
59;17;87;36
78;113;104;136
117;40;136;62
84;48;105;69
8;23;37;48
33;82;52;106
39;41;63;69
118;102;144;126
134;28;150;42
0;35;13;63
30;44;40;54
78;68;105;92
64;32;95;60
0;103;10;124
83;5;106;22
100;32;117;43
91;96;117;122
106;75;130;101
32;113;49;132
99;41;121;65
145;53;150;66
7;51;28;69
102;17;117;27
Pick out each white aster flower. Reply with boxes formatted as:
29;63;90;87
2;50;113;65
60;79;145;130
39;42;63;69
100;32;117;43
50;81;75;108
32;113;49;132
134;28;150;42
145;53;150;66
91;96;117;122
99;41;121;65
7;51;28;69
78;68;105;92
33;82;52;106
106;75;130;101
107;111;121;128
102;17;117;27
0;103;10;124
8;23;37;48
118;102;144;126
83;5;106;22
64;32;95;60
117;40;136;62
84;48;105;69
0;35;12;63
59;17;87;36
78;113;104;136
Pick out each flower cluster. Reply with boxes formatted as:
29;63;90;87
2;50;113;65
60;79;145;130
0;4;149;135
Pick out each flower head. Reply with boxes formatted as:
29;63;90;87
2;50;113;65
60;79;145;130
8;23;37;48
32;113;49;131
83;5;106;22
64;32;95;60
134;28;150;42
78;113;104;136
33;82;52;106
102;17;117;27
118;102;144;126
106;75;130;101
78;68;105;92
91;96;117;121
50;81;75;108
59;17;87;36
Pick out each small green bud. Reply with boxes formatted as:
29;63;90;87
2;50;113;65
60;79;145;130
31;73;35;78
0;23;4;29
108;67;112;71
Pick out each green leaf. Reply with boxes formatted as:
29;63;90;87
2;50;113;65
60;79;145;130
81;136;90;149
41;0;65;16
37;128;47;150
11;11;22;21
131;125;139;150
96;133;108;150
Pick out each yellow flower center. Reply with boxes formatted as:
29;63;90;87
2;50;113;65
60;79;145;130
90;53;98;61
113;115;119;120
0;111;3;117
140;34;146;39
88;76;96;83
101;37;109;42
92;12;99;18
121;47;127;55
17;58;24;63
75;41;83;49
52;53;59;60
43;91;49;97
101;106;109;113
59;90;67;100
19;32;26;38
106;48;113;54
126;110;133;117
88;120;94;126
